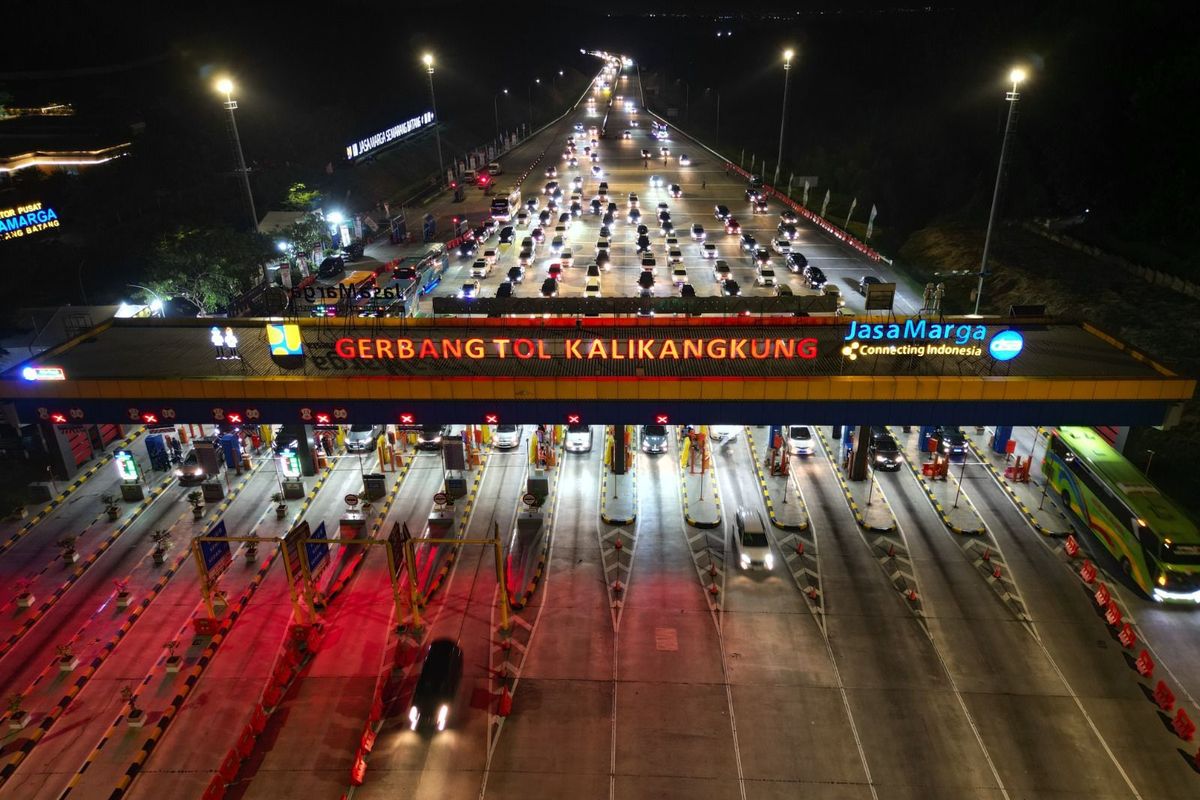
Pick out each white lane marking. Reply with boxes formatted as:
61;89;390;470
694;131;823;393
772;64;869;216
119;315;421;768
878;480;1012;800
794;452;879;800
966;496;1146;800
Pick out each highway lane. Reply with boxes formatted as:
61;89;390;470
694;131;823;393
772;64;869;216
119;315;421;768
712;430;874;799
356;433;529;800
797;431;1004;798
482;433;614;798
956;459;1195;798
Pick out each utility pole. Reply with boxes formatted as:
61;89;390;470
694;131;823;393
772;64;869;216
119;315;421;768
773;50;794;187
974;67;1027;315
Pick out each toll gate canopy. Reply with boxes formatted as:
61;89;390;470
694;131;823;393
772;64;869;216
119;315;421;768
2;315;1193;427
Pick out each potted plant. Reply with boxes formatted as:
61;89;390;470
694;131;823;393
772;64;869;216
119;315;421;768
122;686;144;728
245;538;259;562
101;493;120;522
164;640;182;673
57;536;78;565
114;579;131;609
14;578;34;609
7;694;28;730
56;643;78;671
272;491;287;521
187;490;205;520
151;529;171;565
212;587;229;611
358;493;375;517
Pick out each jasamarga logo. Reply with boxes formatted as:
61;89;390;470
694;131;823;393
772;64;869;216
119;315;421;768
844;319;986;345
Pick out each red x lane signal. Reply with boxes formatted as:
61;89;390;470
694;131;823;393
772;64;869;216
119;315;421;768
655;415;669;425
227;413;242;424
567;414;581;425
484;414;499;425
50;413;67;424
316;413;331;424
399;413;415;425
142;413;158;424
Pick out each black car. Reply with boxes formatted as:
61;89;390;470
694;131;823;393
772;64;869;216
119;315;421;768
786;252;809;273
935;426;968;459
637;270;655;289
722;279;741;296
596;250;611;268
607;201;619;215
457;240;477;258
658;210;671;223
317;256;345;279
602;212;615;227
417;424;449;450
628;207;642;222
680;283;696;298
777;222;797;239
636;224;649;236
745;188;762;202
531;227;545;244
558;212;571;226
496;282;514;298
498;226;515;245
869;431;902;471
859;275;883;295
780;209;798;224
753;248;771;266
803;265;827;289
636;235;652;252
408;638;464;732
570;202;582;217
599;225;612;239
506;265;524;283
739;234;757;252
669;184;682;197
538;210;552;226
173;450;207;486
540;278;559;297
590;199;602;214
714;204;731;220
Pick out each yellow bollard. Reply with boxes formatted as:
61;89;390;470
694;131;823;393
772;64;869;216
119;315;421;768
482;425;492;445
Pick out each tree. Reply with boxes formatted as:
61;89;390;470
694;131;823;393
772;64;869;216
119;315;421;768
283;182;321;211
277;214;331;255
142;227;276;314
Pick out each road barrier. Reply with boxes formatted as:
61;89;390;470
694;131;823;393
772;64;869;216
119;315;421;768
1064;534;1080;557
1135;650;1155;678
1079;559;1097;584
1155;680;1175;712
1174;708;1195;741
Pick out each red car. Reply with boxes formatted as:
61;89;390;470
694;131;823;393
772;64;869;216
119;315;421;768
724;218;741;235
548;263;563;281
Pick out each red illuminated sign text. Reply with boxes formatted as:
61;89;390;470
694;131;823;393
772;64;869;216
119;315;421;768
333;336;819;361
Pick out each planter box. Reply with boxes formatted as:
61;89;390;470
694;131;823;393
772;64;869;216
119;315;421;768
120;483;145;502
64;553;79;564
165;656;182;674
8;712;29;731
201;482;225;503
127;711;145;729
16;593;34;609
116;592;131;609
59;656;79;672
282;480;305;500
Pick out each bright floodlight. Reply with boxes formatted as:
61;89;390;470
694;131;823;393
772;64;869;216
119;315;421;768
215;77;234;95
1009;67;1027;84
149;298;164;313
783;49;794;63
328;211;344;224
422;53;433;67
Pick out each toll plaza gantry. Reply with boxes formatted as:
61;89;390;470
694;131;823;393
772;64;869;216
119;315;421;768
2;308;1192;432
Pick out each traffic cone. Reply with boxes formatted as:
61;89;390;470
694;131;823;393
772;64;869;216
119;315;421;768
498;685;512;717
795;541;804;556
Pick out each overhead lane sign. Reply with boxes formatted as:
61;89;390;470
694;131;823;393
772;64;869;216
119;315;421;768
346;111;435;160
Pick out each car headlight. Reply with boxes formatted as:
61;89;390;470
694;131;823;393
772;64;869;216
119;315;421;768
436;704;449;731
764;552;774;571
409;706;420;731
740;553;751;568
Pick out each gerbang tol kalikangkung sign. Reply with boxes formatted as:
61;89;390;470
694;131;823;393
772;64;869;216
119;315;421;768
333;336;819;362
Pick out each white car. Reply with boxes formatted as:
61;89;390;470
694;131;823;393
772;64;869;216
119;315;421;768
671;265;688;285
628;193;639;207
483;249;498;265
493;425;521;449
734;507;773;571
649;175;663;188
559;249;574;267
702;243;717;259
679;154;691;166
690;224;705;241
551;235;565;253
458;280;480;299
585;276;601;297
516;211;530;227
788;425;816;456
564;424;593;452
470;259;490;278
772;239;792;255
756;267;777;287
708;425;740;444
668;249;683;264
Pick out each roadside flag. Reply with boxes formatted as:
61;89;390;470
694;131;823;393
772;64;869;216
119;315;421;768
802;179;810;207
820;189;831;219
843;197;858;231
866;204;878;240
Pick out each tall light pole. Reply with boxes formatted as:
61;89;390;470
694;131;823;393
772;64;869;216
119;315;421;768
422;54;445;185
554;69;563;90
494;88;508;139
773;49;794;187
215;77;257;231
707;87;721;148
528;78;540;128
974;67;1027;315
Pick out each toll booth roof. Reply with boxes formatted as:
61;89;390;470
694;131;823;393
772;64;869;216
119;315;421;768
0;317;1185;383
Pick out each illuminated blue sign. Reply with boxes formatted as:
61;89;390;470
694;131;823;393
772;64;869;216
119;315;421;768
346;111;436;160
844;320;986;346
988;330;1024;361
0;201;60;242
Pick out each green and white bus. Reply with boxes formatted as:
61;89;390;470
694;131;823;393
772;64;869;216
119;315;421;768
1043;426;1200;603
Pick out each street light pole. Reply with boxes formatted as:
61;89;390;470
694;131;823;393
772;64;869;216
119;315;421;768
422;54;445;185
715;90;721;148
528;78;540;128
215;78;257;231
772;50;794;187
494;88;507;140
974;67;1027;315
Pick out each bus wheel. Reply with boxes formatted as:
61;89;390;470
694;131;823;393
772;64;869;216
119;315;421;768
1120;557;1133;577
1060;488;1072;511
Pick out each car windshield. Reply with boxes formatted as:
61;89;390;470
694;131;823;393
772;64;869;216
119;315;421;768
420;425;442;436
568;424;588;434
350;425;375;433
790;426;810;440
496;425;517;434
741;530;769;548
644;425;666;437
874;435;898;451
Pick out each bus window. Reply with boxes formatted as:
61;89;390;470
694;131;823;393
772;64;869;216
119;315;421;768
1136;521;1159;556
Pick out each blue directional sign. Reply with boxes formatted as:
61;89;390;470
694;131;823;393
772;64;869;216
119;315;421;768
305;521;330;578
200;519;232;579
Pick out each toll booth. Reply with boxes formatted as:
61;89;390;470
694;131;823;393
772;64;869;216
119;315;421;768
991;425;1013;455
218;433;242;469
146;434;170;472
